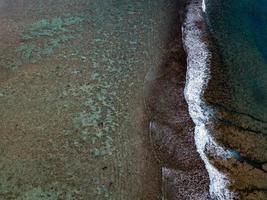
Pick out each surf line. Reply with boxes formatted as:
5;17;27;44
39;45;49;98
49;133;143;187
182;0;236;199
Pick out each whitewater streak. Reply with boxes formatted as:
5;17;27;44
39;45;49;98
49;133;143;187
182;1;236;199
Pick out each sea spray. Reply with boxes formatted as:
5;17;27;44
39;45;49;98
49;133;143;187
182;1;236;199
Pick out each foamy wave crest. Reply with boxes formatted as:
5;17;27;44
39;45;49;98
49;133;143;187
202;0;206;12
182;1;236;199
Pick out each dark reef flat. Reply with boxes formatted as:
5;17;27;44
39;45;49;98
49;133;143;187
144;0;210;199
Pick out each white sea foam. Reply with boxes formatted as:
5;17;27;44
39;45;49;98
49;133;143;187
202;0;206;12
182;1;236;199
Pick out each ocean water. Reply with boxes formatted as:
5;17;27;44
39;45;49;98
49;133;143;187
207;0;267;121
203;0;267;199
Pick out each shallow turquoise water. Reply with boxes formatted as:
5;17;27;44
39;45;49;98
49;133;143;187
207;0;267;121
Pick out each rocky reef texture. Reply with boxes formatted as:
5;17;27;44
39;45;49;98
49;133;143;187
204;7;267;200
144;0;210;199
205;48;267;200
181;0;239;199
203;0;267;200
179;0;267;199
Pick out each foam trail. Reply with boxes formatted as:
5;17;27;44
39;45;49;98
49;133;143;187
202;0;206;12
182;1;236;199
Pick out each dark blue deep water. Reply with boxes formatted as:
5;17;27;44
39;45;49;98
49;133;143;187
207;0;267;121
205;2;267;198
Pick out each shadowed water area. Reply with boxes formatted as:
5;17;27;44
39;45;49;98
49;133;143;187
0;0;210;199
204;0;267;199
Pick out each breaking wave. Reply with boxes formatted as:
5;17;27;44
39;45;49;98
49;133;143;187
182;1;237;199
